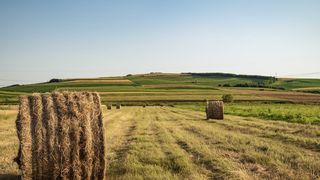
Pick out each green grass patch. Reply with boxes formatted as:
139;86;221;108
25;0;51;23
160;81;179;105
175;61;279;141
176;102;320;124
272;79;320;89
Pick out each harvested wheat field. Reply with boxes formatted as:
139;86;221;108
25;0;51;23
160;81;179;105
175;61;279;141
1;106;320;179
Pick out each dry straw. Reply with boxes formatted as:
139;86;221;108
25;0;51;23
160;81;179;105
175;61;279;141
206;100;224;120
116;104;121;109
107;105;112;110
15;91;105;180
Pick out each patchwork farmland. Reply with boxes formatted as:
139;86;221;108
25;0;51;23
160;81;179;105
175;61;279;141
1;73;320;105
0;73;320;179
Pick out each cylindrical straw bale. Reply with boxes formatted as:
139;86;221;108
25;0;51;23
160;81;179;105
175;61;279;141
15;91;105;180
206;101;224;120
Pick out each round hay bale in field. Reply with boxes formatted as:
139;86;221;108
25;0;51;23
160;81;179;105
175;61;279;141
206;100;224;120
107;104;112;110
15;91;105;180
116;104;121;109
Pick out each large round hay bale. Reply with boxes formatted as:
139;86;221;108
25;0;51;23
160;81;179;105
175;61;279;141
206;100;224;120
107;104;112;110
116;104;121;109
15;91;105;180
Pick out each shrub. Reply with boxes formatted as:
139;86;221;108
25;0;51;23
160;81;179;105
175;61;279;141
7;84;20;87
222;94;234;103
48;78;62;83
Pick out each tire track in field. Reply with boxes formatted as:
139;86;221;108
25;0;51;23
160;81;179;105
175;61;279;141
175;139;231;180
138;107;179;178
107;123;137;175
169;129;236;179
105;108;139;178
154;108;236;179
108;107;179;179
150;111;210;179
103;109;124;124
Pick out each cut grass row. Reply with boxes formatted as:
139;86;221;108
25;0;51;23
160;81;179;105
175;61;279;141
160;107;320;179
1;106;320;179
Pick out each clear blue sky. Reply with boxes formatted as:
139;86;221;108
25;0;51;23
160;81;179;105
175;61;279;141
1;0;320;86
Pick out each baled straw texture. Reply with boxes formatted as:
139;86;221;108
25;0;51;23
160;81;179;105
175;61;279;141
206;101;224;120
15;91;105;180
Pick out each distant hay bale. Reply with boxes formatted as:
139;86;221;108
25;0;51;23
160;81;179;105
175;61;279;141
107;104;112;110
206;101;224;120
116;104;121;109
15;91;105;180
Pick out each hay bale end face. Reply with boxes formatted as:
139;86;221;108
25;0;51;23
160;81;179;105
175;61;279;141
16;91;105;180
206;101;224;120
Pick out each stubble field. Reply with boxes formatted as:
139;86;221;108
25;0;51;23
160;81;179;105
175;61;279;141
1;106;320;179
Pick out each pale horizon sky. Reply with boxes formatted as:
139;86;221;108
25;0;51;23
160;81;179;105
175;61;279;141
1;0;320;86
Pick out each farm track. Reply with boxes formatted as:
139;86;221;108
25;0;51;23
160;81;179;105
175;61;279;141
0;106;320;179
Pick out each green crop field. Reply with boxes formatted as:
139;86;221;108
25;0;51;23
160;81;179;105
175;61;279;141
272;78;320;89
1;73;320;104
176;102;320;124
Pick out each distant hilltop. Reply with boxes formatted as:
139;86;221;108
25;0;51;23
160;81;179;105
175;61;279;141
127;72;276;80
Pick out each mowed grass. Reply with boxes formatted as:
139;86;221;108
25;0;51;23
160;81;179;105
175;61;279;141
176;103;320;124
0;106;19;179
1;106;320;179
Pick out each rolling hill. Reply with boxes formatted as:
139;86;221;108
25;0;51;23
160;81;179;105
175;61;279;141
1;72;320;104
